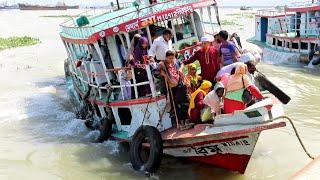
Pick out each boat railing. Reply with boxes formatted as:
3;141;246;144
256;9;286;17
60;0;216;39
70;58;157;101
288;0;319;8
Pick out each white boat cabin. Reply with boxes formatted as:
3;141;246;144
60;0;221;136
255;1;320;54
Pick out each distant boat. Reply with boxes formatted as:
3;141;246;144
240;6;253;10
0;2;18;9
18;3;79;10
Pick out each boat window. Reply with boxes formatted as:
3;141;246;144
292;42;299;49
115;34;128;67
98;39;114;70
172;15;195;41
118;107;132;125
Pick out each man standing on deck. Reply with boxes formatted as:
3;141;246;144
181;37;220;84
218;30;239;66
149;29;173;95
148;29;173;62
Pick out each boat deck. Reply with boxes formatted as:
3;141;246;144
161;120;286;142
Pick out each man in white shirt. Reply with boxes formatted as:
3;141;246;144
148;29;173;61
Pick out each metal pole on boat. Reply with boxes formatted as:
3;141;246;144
124;33;131;51
170;19;178;43
146;26;153;45
116;0;120;10
207;6;215;35
146;65;156;97
190;13;198;39
93;42;112;99
199;8;205;35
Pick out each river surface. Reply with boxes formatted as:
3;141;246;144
0;8;320;180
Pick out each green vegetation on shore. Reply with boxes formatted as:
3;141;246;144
220;20;242;26
226;13;255;19
0;36;41;51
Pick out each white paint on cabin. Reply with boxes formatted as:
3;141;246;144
255;16;262;41
107;36;123;68
111;98;173;137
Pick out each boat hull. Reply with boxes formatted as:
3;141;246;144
163;133;259;173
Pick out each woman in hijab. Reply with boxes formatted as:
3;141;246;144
224;63;263;114
132;36;151;97
188;80;212;123
133;36;149;65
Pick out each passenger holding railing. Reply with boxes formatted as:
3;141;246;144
181;37;220;85
155;50;189;129
131;36;151;97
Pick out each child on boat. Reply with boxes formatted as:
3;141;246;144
155;50;189;128
188;80;212;124
119;61;133;100
185;63;202;94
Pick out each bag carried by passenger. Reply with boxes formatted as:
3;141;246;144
162;62;180;88
201;106;212;122
242;76;253;105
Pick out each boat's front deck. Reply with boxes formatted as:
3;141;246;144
161;120;286;142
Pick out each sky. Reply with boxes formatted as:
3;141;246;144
0;0;300;7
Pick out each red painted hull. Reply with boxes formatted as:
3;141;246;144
187;153;251;173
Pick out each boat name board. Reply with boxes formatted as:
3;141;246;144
91;1;215;41
164;134;259;157
140;6;193;28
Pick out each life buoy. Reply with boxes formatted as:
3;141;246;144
130;126;163;173
96;118;113;143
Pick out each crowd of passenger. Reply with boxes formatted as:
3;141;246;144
122;28;264;130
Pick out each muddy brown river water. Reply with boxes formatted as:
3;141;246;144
0;9;319;180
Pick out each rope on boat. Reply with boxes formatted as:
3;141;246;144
215;116;315;160
278;116;315;160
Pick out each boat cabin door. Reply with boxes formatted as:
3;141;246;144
256;17;268;42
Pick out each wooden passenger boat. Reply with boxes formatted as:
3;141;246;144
60;0;288;174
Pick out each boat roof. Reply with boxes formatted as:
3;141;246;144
60;0;217;44
286;1;320;12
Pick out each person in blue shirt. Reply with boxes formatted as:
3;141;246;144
218;30;239;66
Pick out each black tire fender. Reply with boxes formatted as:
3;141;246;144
130;125;163;173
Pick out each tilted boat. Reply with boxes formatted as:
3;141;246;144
60;0;289;174
240;6;253;10
253;1;320;65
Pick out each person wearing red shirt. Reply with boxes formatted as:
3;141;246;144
182;37;220;84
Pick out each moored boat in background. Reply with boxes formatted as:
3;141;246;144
253;1;320;65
